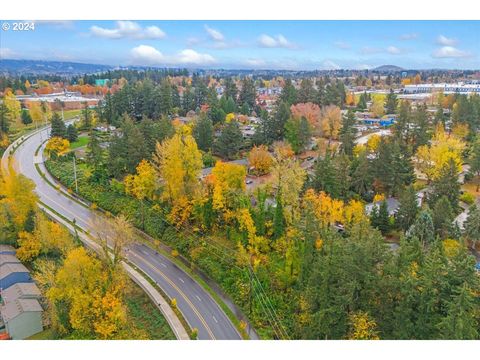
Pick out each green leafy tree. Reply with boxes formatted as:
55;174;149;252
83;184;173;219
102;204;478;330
370;200;390;234
395;185;419;232
193;113;214;152
432;196;454;240
50;113;67;139
463;204;480;250
407;209;435;247
385;89;398;114
339;110;356;157
429;158;461;211
66;124;78;143
21;109;32;125
214;121;243;160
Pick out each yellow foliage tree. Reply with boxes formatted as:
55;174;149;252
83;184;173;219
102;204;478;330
225;113;235;123
45;137;70;157
0;167;38;230
3;91;21;123
16;231;41;262
415;124;465;182
303;189;345;228
210;161;246;212
348;311;380;340
248;145;273;176
370;97;385;118
271;143;306;224
320;105;342;141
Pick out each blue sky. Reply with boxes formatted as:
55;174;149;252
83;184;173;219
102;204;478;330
1;20;479;69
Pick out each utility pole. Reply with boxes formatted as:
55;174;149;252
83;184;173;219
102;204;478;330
73;155;78;193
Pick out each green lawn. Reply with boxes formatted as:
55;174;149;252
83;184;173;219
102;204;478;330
62;109;82;120
70;136;89;150
27;328;56;340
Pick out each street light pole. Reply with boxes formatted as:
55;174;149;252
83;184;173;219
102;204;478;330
73;155;78;193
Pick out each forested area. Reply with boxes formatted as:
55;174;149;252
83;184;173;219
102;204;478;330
37;72;480;339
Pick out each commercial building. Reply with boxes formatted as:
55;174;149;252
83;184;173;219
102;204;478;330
404;82;480;94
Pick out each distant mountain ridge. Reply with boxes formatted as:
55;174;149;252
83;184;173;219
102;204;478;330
0;59;115;76
373;65;404;72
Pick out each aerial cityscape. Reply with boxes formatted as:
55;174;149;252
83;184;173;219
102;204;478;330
1;20;480;342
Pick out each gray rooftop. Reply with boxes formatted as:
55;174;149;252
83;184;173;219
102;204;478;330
0;263;30;279
0;299;43;322
0;254;20;266
1;283;41;303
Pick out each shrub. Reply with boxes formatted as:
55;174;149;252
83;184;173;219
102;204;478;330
460;192;475;205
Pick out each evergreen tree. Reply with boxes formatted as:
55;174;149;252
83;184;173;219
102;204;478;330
438;284;479;340
159;79;173;115
238;77;256;110
86;130;103;170
285;116;310;154
385;89;398;114
21;109;32;125
0;103;10;134
407;209;435;247
412;104;430;150
432;196;454;239
223;77;238;101
396;185;419;232
370;200;390;234
214;121;243;160
357;92;367;111
182;86;195;114
429;158;461;211
297;79;316;103
280;79;297;106
66;124;78;143
50;113;67;138
339;109;356;157
463;204;480;250
193;113;214;152
350;151;373;199
468;137;480;192
312;152;339;198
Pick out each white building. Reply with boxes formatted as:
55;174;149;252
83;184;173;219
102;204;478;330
404;83;480;95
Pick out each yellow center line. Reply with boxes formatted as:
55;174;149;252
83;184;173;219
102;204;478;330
129;251;216;340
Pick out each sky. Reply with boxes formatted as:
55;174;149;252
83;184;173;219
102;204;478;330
1;20;479;70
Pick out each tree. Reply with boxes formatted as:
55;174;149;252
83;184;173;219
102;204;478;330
152;133;203;208
438;284;479;340
209;161;246;213
407;209;435;247
371;97;385;118
92;214;134;274
385;90;398;114
463;205;480;250
280;79;297;105
370;200;390;234
193;113;214;152
0;104;10;137
248;145;273;176
21;109;32;125
238;77;256;111
50;113;67;138
320;105;342;142
312;152;339;198
469;137;480;191
339;110;356;156
16;231;41;262
348;311;380;340
81;102;92;130
357;92;367;111
429;158;461;211
290;102;321;133
45;137;70;158
87;130;103;169
3;91;21;123
285;116;311;154
272;194;285;239
432;196;454;240
271;144;306;224
124;159;157;229
214;121;243;160
66;124;78;143
395;185;419;232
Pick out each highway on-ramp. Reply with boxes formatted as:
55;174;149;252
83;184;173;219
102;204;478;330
2;127;242;340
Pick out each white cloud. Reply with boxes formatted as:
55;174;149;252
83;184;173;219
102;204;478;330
176;49;215;65
204;25;224;42
245;58;267;68
90;21;166;40
130;45;215;66
322;60;340;70
437;35;457;46
257;34;296;49
0;48;16;59
130;45;165;64
359;46;383;55
334;41;350;50
400;33;418;40
387;46;402;55
432;46;470;58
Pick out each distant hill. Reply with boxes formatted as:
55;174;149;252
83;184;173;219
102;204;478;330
0;59;115;76
373;65;404;72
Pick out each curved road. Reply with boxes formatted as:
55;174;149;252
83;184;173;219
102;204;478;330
3;127;241;340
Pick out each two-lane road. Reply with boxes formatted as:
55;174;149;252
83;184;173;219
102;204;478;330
4;127;241;340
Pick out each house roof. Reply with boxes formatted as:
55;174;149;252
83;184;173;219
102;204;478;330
1;283;41;303
0;254;20;267
0;299;42;322
0;263;30;280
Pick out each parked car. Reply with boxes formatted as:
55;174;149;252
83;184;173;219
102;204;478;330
246;179;253;185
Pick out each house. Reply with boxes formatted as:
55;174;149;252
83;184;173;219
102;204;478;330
0;263;32;291
0;245;15;255
1;283;41;304
365;197;400;216
0;299;43;339
0;254;20;267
